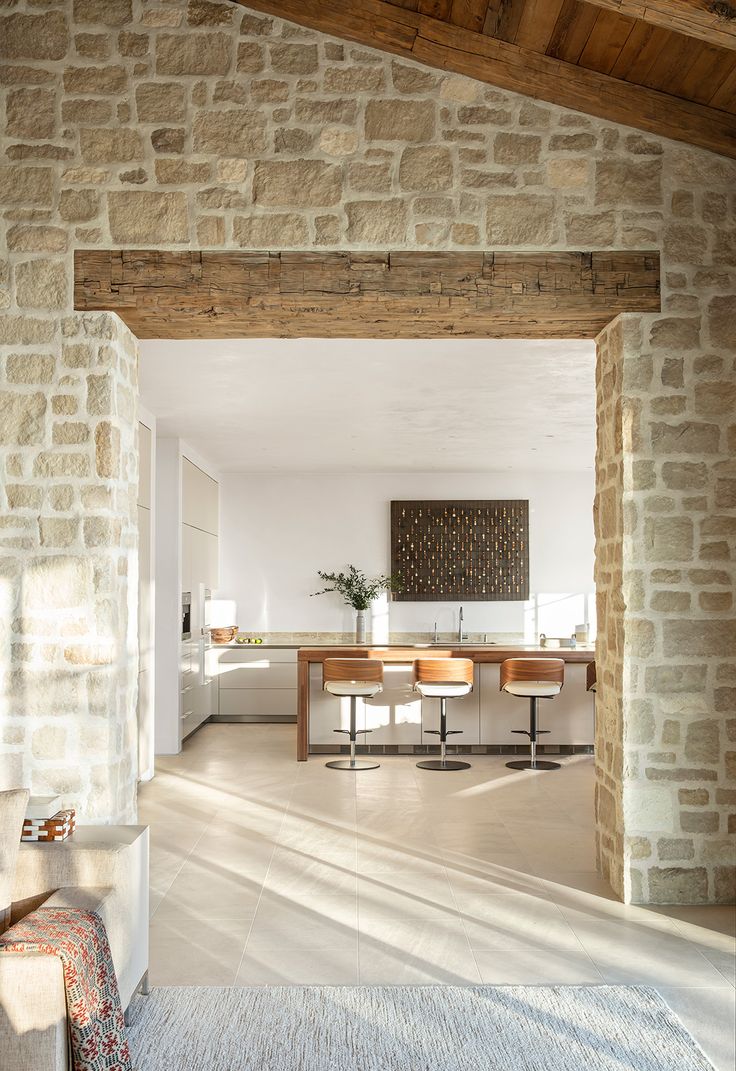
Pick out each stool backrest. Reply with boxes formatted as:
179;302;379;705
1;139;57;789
586;661;597;691
323;658;383;687
413;657;474;687
500;657;565;691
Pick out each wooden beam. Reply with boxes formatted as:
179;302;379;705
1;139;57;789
580;0;736;51
74;250;661;341
239;0;736;158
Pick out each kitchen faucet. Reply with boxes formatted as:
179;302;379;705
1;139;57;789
458;605;465;643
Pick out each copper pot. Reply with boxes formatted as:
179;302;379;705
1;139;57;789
209;626;238;644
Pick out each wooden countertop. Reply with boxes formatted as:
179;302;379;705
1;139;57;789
297;645;595;664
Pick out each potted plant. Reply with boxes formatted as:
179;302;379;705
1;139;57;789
311;565;402;644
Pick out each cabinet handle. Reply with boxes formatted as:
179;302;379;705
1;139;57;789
181;685;194;693
180;711;193;720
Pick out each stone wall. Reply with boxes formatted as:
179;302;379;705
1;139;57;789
0;0;734;887
0;310;139;822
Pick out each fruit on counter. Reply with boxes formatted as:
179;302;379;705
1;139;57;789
235;636;264;644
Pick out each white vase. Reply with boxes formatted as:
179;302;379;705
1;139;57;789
355;610;366;645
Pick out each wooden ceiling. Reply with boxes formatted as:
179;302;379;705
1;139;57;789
241;0;736;158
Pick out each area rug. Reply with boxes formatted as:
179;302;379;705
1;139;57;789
126;985;714;1070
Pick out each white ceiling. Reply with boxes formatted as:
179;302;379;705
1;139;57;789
139;338;595;474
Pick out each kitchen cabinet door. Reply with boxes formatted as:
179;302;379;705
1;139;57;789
181;523;193;599
182;458;218;536
204;531;218;590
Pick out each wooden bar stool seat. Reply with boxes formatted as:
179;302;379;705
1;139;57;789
413;657;474;771
586;662;597;692
501;657;565;772
323;658;383;771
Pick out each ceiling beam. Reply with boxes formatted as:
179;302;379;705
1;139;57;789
238;0;736;158
74;249;661;340
581;1;736;52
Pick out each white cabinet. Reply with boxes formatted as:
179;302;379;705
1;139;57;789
182;458;218;536
138;423;152;510
216;648;297;721
479;663;594;745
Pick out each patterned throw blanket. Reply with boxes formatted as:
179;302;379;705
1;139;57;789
0;906;132;1071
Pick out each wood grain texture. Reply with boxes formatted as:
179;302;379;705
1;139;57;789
240;0;736;157
297;658;309;760
412;656;475;684
579;0;736;51
586;660;597;691
323;658;385;684
74;250;661;340
500;656;566;688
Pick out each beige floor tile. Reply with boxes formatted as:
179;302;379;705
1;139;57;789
358;869;456;920
148;918;251;986
656;987;736;1071
460;894;583;952
358;919;481;985
573;920;731;987
246;893;358;950
235;947;359;986
473;949;603;984
154;858;263;920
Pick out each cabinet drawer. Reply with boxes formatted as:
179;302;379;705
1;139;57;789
217;647;297;664
219;662;297;689
219;688;297;717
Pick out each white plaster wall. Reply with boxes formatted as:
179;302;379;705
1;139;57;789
218;471;595;636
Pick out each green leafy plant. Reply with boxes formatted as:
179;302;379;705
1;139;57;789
311;565;402;611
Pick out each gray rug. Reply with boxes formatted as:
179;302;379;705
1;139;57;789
127;985;714;1070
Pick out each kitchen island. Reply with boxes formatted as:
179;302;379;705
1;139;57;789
297;645;595;761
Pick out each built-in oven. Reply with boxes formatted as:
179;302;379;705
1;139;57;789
181;592;191;640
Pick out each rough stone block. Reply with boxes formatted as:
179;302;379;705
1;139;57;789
192;109;267;156
63;65;127;95
16;260;67;309
233;214;308;247
156;32;231;75
0;12;69;60
651;422;720;455
269;42;318;74
595;159;661;205
6;88;56;140
324;65;384;93
487;195;556;245
399;146;453;191
644;664;707;693
39;516;79;548
79;128;143;165
346;199;408;243
391;61;438;94
253;160;340;208
643;516;693;562
136;82;187;122
648;866;708;904
663;620;736;657
494;133;540;164
364;99;435;142
108;191;189;243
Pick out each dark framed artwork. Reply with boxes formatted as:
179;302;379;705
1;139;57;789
390;500;529;602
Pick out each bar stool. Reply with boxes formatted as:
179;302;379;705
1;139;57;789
413;657;474;771
587;661;597;739
501;657;565;771
586;661;597;693
323;658;383;771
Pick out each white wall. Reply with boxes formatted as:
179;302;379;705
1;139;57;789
218;472;594;638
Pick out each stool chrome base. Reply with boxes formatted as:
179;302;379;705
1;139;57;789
417;758;471;771
506;758;561;771
326;758;381;771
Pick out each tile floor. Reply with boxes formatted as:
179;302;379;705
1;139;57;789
138;724;735;1069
